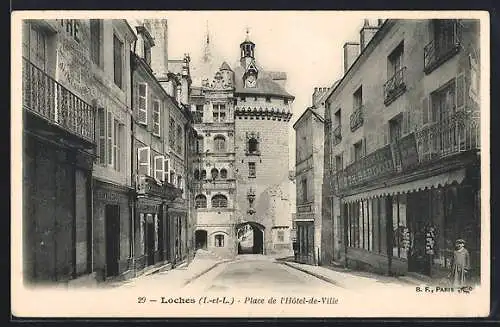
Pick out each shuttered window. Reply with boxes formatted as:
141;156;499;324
138;147;150;176
107;112;113;166
113;34;123;88
154;155;165;181
97;108;106;164
138;83;147;125
152;99;161;136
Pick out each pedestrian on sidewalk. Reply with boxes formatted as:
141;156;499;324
449;239;470;287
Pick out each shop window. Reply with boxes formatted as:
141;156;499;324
212;194;228;208
392;194;409;259
195;194;207;208
211;168;219;180
220;168;227;179
215;234;224;247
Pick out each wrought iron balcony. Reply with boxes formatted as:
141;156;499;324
332;124;342;146
136;175;183;200
332;109;479;195
415;110;480;162
349;105;364;132
424;20;462;74
22;57;95;145
384;67;407;105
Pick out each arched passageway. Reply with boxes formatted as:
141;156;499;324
236;222;264;254
195;230;208;250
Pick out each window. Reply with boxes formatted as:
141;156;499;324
213;104;226;122
90;19;101;67
164;159;170;182
170;171;175;185
211;168;219;180
24;22;48;71
212;194;228;208
144;43;151;66
388;42;404;79
431;81;456;124
353;141;364;161
215;234;224;247
389;115;402;143
194;169;200;180
220;168;227;179
195;194;207;208
434;20;458;57
301;178;308;203
284;99;288;105
97;108;106;165
152;99;160;136
248;162;256;178
113;119;123;171
137;83;147;125
197;137;204;154
154;155;165;181
248;138;259;154
113;34;123;89
335;154;343;172
277;230;285;242
266;97;271;103
214;135;226;152
194;104;203;123
353;86;363;109
137;147;150;176
176;125;183;154
334;109;341;127
169;117;175;148
201;170;207;180
107;112;113;166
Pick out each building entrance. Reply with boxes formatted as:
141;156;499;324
195;230;208;250
236;222;264;254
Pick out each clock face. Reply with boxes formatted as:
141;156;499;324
246;75;256;88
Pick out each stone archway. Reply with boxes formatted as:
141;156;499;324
195;230;208;250
236;222;265;255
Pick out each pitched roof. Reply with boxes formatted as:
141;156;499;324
292;107;324;129
233;66;294;99
220;61;232;71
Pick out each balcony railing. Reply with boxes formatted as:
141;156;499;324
349;105;364;132
22;57;95;144
136;175;183;200
415;109;480;162
333;109;479;194
332;124;342;146
384;66;407;105
424;21;462;74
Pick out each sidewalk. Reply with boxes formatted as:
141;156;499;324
110;249;233;290
281;260;417;290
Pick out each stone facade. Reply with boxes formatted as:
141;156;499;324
324;19;481;281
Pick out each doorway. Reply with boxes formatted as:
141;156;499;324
146;215;155;266
407;191;431;276
195;230;208;250
105;204;120;277
236;222;264;254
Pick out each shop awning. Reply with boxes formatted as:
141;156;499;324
341;168;467;203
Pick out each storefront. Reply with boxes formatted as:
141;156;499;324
341;166;480;283
296;220;315;264
168;204;188;266
93;179;134;281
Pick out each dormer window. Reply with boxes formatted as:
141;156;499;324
136;24;155;67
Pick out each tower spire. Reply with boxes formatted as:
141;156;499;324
202;20;212;62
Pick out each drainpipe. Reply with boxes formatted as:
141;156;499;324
130;41;137;277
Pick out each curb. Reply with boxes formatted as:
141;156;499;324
281;262;346;289
182;259;234;287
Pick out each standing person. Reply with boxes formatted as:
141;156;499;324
449;239;470;287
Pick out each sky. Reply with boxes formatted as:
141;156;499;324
160;11;381;169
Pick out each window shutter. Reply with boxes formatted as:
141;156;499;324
107;112;113;166
138;83;148;125
98;108;106;164
422;96;429;125
456;73;465;111
137;147;150;176
153;100;160;136
113;119;118;170
154;155;164;181
164;159;170;182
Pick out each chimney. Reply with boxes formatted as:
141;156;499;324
343;42;360;74
360;19;380;51
148;19;169;79
312;87;329;107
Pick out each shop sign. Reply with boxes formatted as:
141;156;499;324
95;189;120;203
297;205;312;213
339;144;394;191
397;133;420;171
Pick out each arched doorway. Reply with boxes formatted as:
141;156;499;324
195;230;208;250
236;222;264;254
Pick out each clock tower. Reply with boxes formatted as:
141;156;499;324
240;29;258;88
